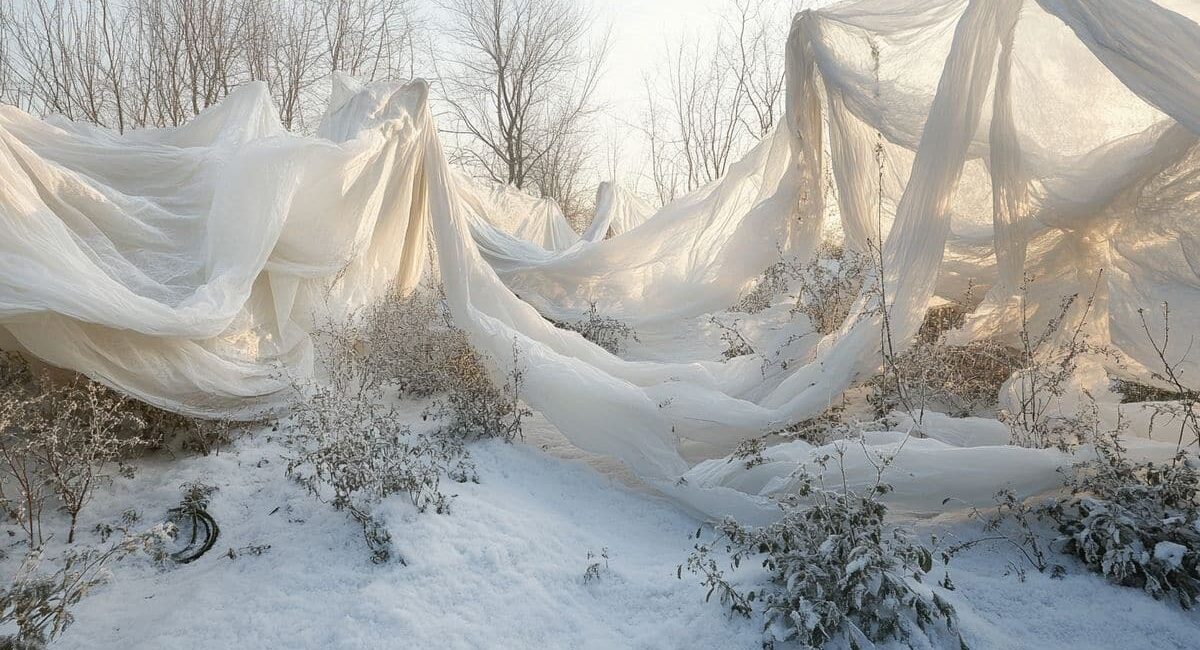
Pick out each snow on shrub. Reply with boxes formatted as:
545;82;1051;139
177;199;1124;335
0;524;171;648
359;285;470;398
1;356;157;548
425;341;531;444
284;284;536;562
1046;428;1200;608
733;242;865;337
1031;301;1200;607
682;446;962;649
285;291;472;564
870;338;1021;419
792;243;867;336
556;301;639;355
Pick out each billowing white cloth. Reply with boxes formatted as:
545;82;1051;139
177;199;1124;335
581;182;655;242
3;0;1200;520
457;173;583;253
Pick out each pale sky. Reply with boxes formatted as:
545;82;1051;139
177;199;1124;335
419;0;767;196
591;0;737;192
581;0;811;196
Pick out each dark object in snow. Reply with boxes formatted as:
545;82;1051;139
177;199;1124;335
167;482;220;563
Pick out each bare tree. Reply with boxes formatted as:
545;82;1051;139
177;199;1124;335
0;0;417;133
0;4;27;109
244;0;323;130
323;0;415;80
641;0;792;204
726;0;788;141
436;0;609;225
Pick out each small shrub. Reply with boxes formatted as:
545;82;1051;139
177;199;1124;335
734;254;795;315
583;547;610;584
1046;429;1200;608
425;342;531;444
709;316;755;360
1;354;50;548
558;302;639;355
286;397;449;514
870;339;1022;419
359;285;472;398
1003;274;1108;450
864;281;1019;420
682;448;962;649
32;379;145;544
733;243;866;337
951;489;1060;578
0;525;171;648
2;352;239;550
1;365;154;548
729;437;767;469
285;296;476;563
119;400;242;456
285;366;453;564
791;243;867;336
1132;303;1200;450
769;401;864;447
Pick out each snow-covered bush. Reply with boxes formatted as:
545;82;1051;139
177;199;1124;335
1;406;48;551
30;379;145;544
286;391;450;510
683;450;962;649
0;524;171;648
324;284;531;444
864;281;1020;419
284;301;469;564
733;243;865;336
871;339;1021;418
791;243;867;336
1;352;49;548
558;302;639;355
359;285;472;398
1046;430;1200;608
425;342;531;444
709;316;756;360
1;358;155;548
285;373;452;565
286;284;533;561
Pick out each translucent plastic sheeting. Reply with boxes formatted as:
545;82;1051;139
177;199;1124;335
581;182;655;242
3;0;1200;522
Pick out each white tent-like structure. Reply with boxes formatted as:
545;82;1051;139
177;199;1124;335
2;0;1199;521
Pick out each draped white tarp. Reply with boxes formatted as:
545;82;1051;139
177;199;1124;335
3;0;1200;521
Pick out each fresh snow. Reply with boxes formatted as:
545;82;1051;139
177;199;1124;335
13;410;1200;650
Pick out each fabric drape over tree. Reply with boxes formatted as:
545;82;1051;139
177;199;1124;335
2;0;1200;521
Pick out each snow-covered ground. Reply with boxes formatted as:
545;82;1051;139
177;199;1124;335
17;410;1200;649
